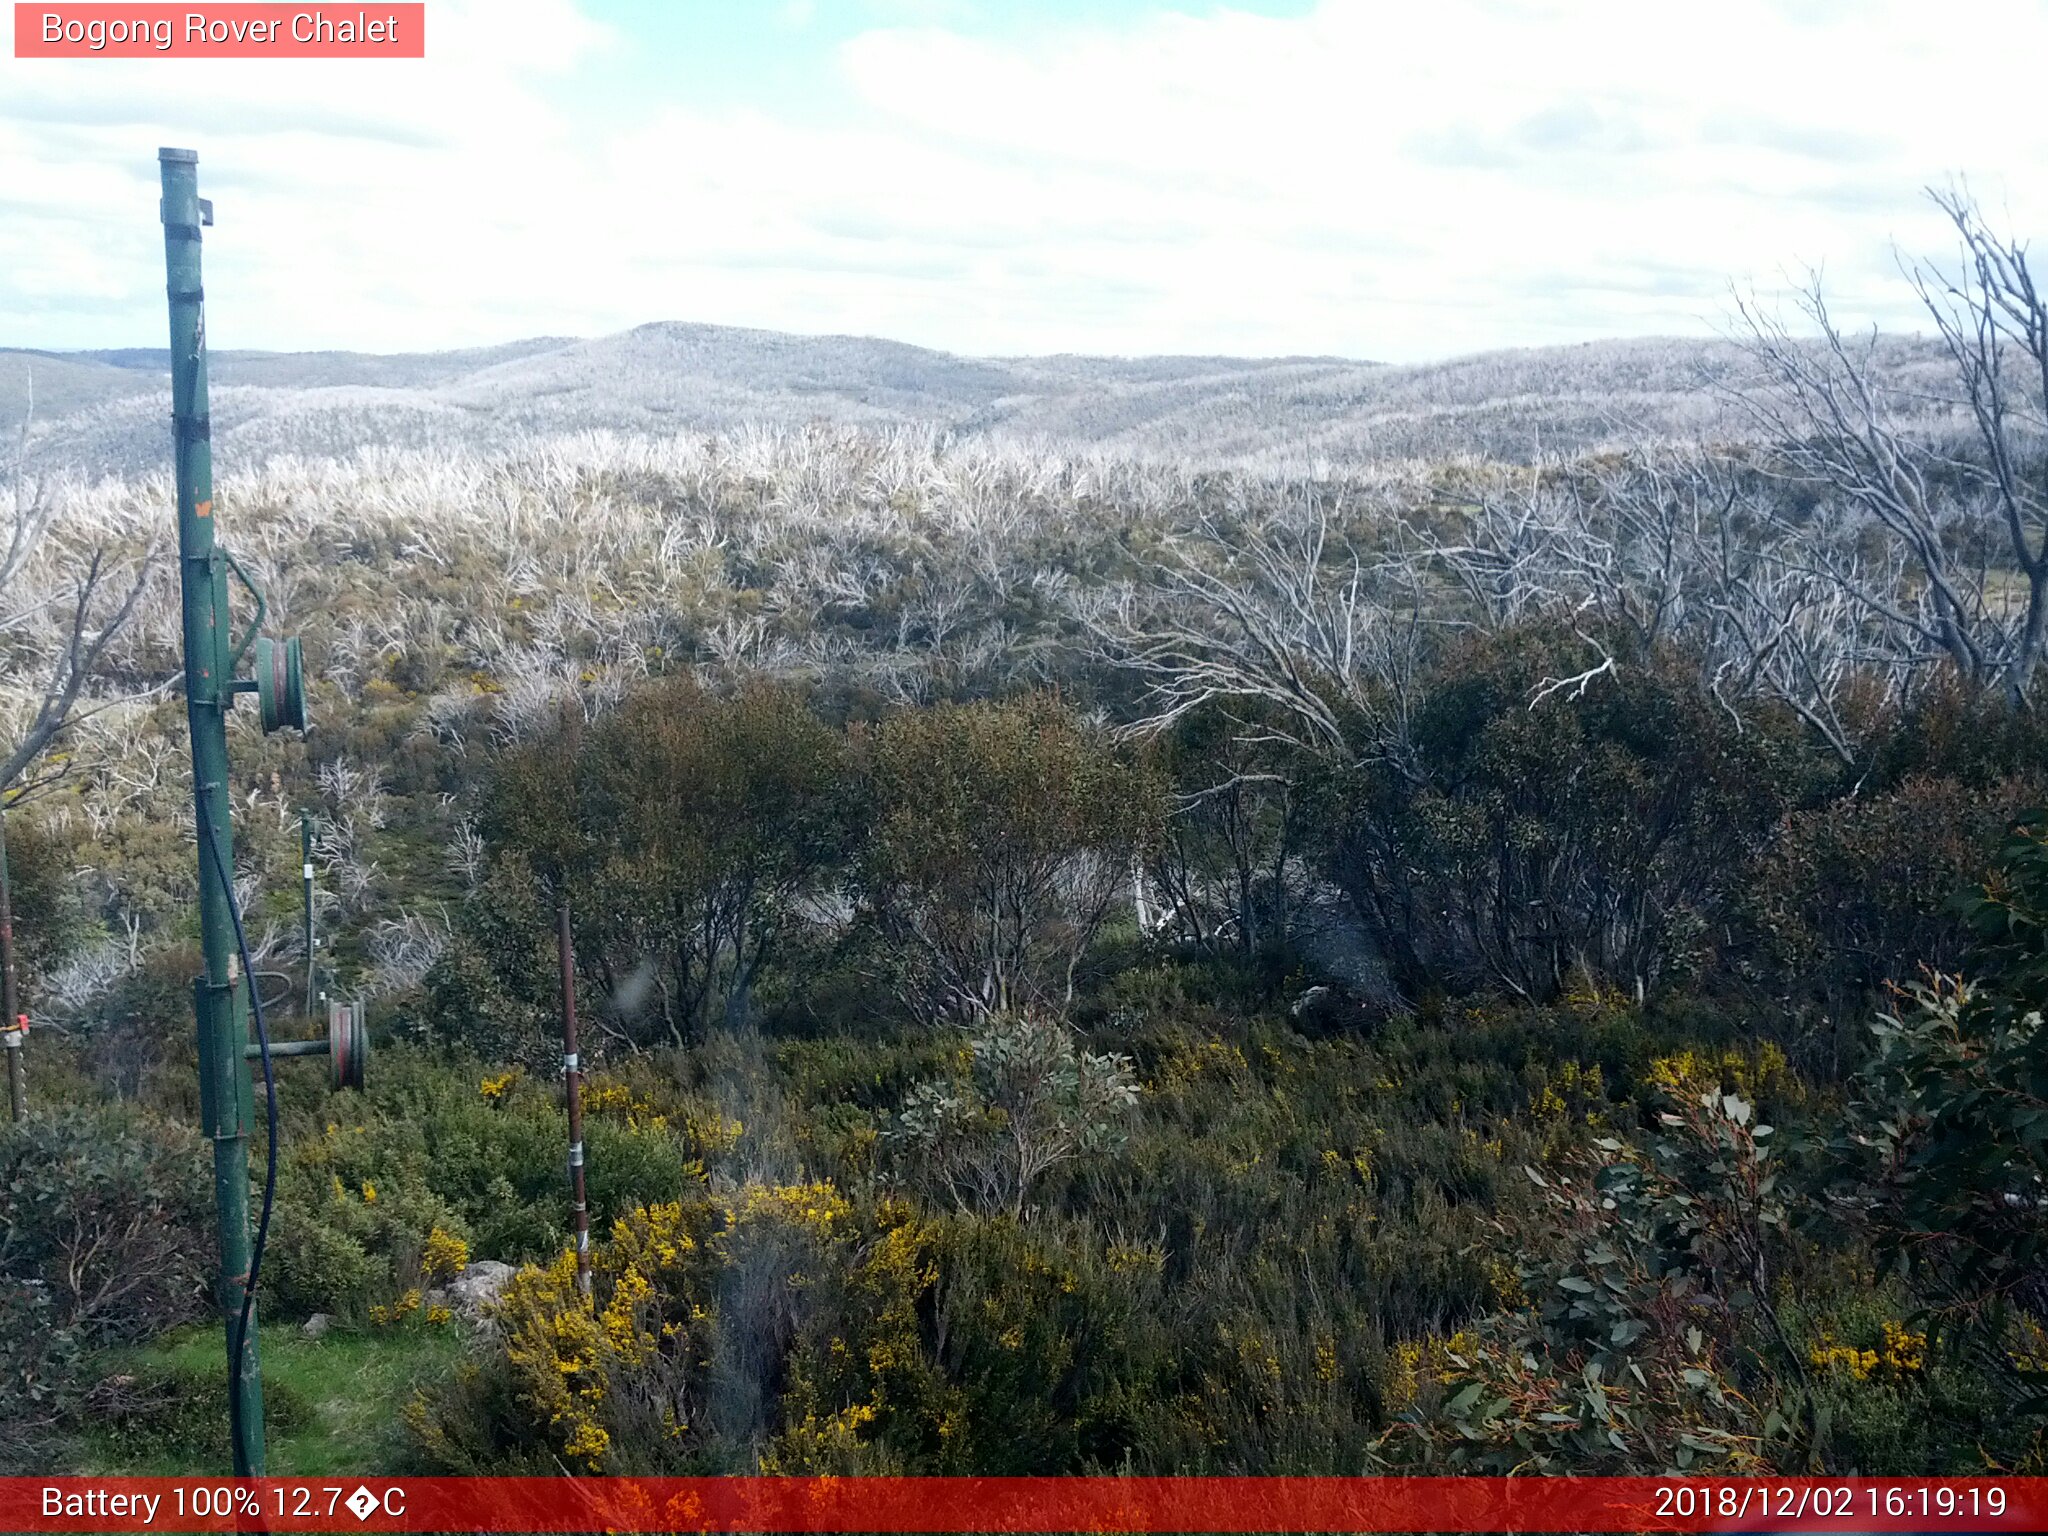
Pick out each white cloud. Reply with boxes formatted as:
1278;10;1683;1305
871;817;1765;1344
4;0;2046;360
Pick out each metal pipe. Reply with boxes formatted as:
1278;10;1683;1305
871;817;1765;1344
558;902;592;1301
244;1038;328;1060
161;145;265;1476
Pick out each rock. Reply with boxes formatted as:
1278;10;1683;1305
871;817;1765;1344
1289;985;1333;1018
444;1259;517;1322
301;1313;335;1339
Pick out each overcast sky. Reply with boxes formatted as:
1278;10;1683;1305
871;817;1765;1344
3;0;2045;362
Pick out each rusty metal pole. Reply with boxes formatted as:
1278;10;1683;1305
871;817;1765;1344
1;800;23;1122
557;902;591;1300
301;809;316;1017
2;1033;20;1125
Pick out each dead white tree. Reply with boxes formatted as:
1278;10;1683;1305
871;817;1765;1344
1088;493;1425;771
1911;185;2048;702
364;907;451;997
1730;186;2048;709
313;756;389;911
1411;445;1930;766
2;375;156;797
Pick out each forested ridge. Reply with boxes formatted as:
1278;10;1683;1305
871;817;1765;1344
7;195;2048;1477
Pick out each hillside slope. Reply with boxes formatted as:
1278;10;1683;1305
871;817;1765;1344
2;323;1949;478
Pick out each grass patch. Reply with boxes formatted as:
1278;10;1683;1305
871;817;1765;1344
78;1321;470;1475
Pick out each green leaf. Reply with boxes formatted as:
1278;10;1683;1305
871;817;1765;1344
1445;1381;1486;1417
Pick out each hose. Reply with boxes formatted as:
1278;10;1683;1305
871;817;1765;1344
199;805;278;1471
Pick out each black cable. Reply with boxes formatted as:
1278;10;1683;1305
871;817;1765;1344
200;803;278;1472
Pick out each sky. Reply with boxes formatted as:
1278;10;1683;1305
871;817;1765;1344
3;0;2046;362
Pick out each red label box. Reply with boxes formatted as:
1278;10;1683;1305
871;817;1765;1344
14;4;425;57
4;1476;2047;1533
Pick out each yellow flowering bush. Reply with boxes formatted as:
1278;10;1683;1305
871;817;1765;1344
607;1199;708;1282
760;1202;937;1473
371;1287;422;1327
719;1179;849;1239
1810;1339;1881;1380
422;1226;470;1282
1155;1038;1250;1093
761;1400;880;1472
488;1181;859;1472
1881;1319;1927;1374
495;1250;612;1469
1646;1042;1796;1105
1382;1331;1480;1414
580;1081;635;1116
579;1075;743;1152
682;1105;745;1159
1808;1320;1925;1381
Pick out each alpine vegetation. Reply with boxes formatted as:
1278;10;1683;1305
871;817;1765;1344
8;190;2048;1478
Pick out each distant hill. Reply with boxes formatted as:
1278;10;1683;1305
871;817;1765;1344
0;322;1953;479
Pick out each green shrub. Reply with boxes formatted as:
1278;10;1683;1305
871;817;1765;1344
56;944;206;1106
85;1359;313;1463
1839;813;2048;1360
1781;1277;2013;1474
0;1105;211;1469
1747;772;2043;1021
265;1202;382;1319
0;1280;85;1472
887;1010;1138;1218
0;1105;209;1341
1374;1085;1790;1473
0;808;90;981
270;1043;712;1304
1318;625;1815;1001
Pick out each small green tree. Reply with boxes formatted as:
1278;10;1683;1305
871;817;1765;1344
574;678;847;1042
1146;702;1304;958
419;849;560;1065
465;680;848;1050
855;694;1164;1019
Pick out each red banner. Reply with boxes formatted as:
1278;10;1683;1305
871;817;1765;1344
3;1476;2044;1533
13;5;425;58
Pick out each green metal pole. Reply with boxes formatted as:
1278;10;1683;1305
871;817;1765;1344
161;146;265;1476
